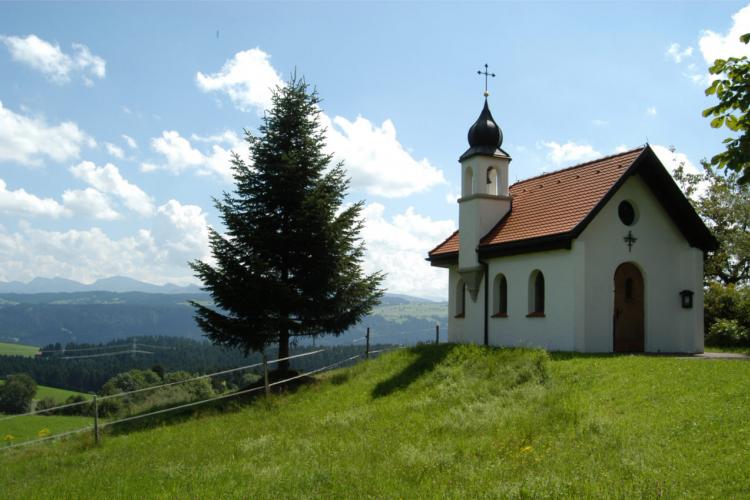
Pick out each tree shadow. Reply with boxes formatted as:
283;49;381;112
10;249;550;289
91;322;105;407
371;343;456;399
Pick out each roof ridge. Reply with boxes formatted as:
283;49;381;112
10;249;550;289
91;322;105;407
510;146;646;187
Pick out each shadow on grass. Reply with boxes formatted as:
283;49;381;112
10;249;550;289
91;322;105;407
371;343;456;399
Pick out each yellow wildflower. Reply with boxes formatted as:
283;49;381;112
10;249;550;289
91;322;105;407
37;428;50;438
3;434;14;443
520;445;533;453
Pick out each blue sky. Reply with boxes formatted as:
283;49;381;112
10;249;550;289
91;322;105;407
0;1;748;299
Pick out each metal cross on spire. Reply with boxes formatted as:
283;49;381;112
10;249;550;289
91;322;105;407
477;63;496;97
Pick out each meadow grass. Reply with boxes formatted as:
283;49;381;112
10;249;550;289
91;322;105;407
0;344;748;498
35;384;92;403
1;414;92;445
0;341;39;357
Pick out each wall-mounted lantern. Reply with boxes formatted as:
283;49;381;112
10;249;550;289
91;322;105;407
680;290;694;309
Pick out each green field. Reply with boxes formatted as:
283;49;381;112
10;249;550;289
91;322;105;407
0;342;38;357
1;344;749;497
0;380;91;405
1;414;92;445
35;385;92;403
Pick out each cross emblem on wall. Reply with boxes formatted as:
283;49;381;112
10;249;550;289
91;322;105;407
624;231;637;252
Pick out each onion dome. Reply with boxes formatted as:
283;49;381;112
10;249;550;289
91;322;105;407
468;99;503;149
459;99;509;162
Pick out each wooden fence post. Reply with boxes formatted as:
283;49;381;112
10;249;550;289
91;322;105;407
93;395;100;445
435;323;440;345
262;352;270;398
365;327;370;360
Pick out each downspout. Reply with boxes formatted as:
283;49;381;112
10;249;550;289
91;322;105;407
481;258;489;346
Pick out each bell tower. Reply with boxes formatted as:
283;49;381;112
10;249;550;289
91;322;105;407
458;67;512;301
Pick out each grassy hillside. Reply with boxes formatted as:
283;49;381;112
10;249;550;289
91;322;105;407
1;345;749;497
0;342;38;357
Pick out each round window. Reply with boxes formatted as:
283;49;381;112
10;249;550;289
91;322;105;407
618;200;636;226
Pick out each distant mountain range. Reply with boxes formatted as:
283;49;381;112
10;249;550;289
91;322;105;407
0;284;447;347
0;276;203;294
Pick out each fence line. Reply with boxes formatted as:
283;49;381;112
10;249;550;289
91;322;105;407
3;425;95;451
1;333;427;452
1;351;364;452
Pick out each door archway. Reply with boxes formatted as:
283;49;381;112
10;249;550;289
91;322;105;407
613;262;644;352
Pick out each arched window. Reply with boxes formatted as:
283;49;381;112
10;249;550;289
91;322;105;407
462;167;473;197
493;273;508;317
455;279;466;318
528;270;545;316
486;167;498;195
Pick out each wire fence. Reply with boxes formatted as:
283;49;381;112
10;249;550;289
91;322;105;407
0;326;437;452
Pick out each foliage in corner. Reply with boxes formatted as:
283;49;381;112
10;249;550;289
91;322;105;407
673;160;750;286
703;32;750;184
190;75;385;372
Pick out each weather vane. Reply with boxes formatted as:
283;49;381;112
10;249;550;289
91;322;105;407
477;63;495;97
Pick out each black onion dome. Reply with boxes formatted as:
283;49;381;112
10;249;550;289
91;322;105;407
459;99;510;162
467;99;503;148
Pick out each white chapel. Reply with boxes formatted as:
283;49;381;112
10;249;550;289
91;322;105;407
428;96;717;353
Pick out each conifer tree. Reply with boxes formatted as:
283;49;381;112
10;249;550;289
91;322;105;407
190;75;384;373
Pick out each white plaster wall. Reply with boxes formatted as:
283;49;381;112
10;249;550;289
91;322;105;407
486;245;582;351
579;175;704;353
447;265;485;345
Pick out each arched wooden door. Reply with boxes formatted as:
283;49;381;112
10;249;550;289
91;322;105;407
613;263;644;352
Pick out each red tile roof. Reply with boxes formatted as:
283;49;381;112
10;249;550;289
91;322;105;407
428;147;645;259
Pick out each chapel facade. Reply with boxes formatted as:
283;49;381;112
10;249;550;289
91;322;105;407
427;98;717;353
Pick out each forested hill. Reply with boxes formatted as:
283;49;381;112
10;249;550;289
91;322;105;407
0;292;447;347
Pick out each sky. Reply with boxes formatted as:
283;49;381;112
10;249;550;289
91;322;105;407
0;1;748;300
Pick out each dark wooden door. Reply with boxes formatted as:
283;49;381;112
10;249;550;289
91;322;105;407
613;263;644;352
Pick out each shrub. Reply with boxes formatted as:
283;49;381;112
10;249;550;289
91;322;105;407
706;318;750;346
0;373;37;414
704;283;750;346
35;396;58;413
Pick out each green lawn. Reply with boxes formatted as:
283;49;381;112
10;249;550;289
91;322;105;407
0;342;38;357
1;414;92;445
0;380;91;405
1;344;749;498
35;385;92;403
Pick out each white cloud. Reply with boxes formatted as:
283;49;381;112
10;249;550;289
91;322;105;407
614;144;630;154
445;190;459;204
699;4;750;64
196;48;283;113
321;114;446;198
0;178;68;218
361;203;455;299
0;202;212;285
142;130;242;183
105;142;124;159
70;161;154;216
62;188;120;220
0;34;105;85
541;141;601;166
646;106;657;117
196;48;445;197
651;144;708;198
0;101;95;166
122;134;137;149
154;200;211;258
666;43;694;63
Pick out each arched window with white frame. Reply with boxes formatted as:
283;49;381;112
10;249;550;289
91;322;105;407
455;279;466;318
527;270;545;317
493;273;508;317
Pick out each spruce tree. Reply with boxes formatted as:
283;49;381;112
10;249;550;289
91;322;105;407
190;76;384;373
